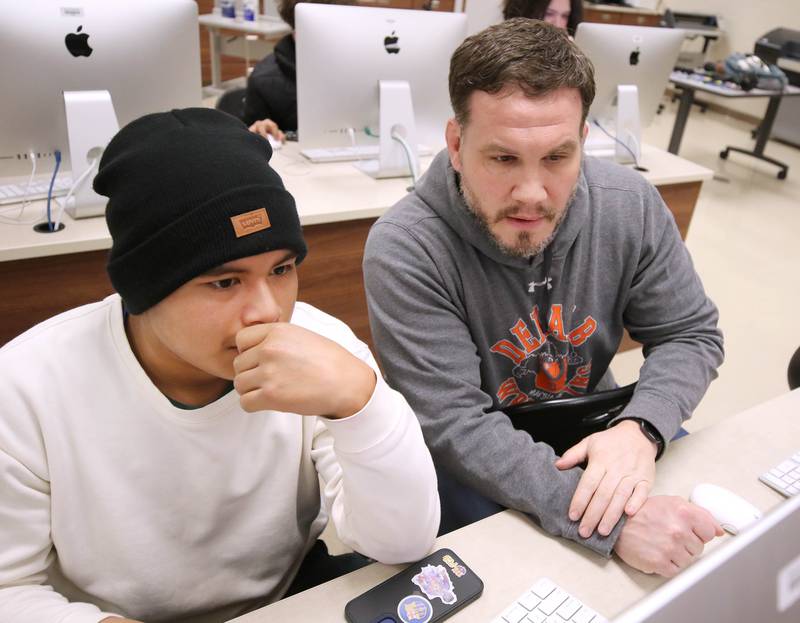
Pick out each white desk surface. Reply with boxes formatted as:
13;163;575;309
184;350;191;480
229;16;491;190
0;144;711;263
229;389;800;623
197;13;290;37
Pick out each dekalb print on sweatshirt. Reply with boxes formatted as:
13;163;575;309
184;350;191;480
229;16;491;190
491;303;597;404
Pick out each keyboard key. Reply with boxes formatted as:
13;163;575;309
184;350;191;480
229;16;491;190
572;607;598;623
502;603;529;623
776;460;797;474
531;577;557;599
557;597;582;620
525;611;546;623
518;591;542;611
538;588;569;615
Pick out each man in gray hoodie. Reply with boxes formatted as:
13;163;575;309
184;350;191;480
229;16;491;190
363;19;724;577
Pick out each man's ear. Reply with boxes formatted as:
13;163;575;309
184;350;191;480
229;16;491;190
581;121;589;145
445;117;464;173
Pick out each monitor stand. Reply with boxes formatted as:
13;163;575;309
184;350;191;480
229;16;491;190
584;85;641;165
356;80;420;180
62;90;119;219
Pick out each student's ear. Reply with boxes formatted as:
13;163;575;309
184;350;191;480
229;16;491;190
445;117;464;174
581;121;589;145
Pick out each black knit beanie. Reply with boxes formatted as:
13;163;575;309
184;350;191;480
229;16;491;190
94;107;307;314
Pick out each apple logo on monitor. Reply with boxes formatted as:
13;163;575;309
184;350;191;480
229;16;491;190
65;25;93;57
629;47;640;66
384;31;400;55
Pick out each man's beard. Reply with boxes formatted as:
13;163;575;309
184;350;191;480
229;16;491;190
459;175;575;259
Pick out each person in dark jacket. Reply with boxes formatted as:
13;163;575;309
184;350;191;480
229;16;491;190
243;0;352;141
503;0;583;36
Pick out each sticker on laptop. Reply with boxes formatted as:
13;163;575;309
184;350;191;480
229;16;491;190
397;594;433;623
411;564;457;605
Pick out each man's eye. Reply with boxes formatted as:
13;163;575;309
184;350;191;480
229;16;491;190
546;154;566;162
273;263;295;276
493;155;516;163
211;278;238;290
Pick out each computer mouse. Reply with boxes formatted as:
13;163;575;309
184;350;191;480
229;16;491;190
267;135;282;151
689;483;763;535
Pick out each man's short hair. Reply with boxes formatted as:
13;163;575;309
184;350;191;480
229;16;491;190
278;0;354;30
448;18;595;128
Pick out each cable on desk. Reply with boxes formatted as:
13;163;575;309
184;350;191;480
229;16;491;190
46;150;62;231
591;119;641;169
0;152;43;224
53;157;101;232
392;129;419;189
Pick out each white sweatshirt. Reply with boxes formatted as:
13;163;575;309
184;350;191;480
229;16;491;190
0;295;439;623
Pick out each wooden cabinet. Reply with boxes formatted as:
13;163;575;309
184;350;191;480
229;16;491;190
584;7;662;28
356;0;456;10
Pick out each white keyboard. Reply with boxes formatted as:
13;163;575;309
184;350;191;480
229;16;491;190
493;577;607;623
300;144;432;163
759;451;800;497
0;175;72;206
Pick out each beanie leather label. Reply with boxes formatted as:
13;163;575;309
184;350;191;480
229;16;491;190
231;208;271;238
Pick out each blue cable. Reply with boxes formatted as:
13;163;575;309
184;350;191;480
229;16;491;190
46;150;62;231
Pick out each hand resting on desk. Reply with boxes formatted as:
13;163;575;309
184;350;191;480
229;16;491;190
556;419;657;538
613;495;724;577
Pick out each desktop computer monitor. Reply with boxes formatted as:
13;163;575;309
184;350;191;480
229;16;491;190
613;493;800;622
0;0;202;182
295;4;467;157
574;22;685;129
463;0;504;36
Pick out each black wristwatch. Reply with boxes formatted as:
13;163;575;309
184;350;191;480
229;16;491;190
613;418;665;460
634;418;665;460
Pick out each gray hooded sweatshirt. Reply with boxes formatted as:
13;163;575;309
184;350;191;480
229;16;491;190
363;150;724;556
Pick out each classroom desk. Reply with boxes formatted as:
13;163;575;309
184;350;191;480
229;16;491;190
198;13;290;91
228;388;800;623
0;144;711;348
668;71;800;179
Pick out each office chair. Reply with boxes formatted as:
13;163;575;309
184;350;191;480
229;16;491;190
789;346;800;390
215;87;247;122
436;382;638;535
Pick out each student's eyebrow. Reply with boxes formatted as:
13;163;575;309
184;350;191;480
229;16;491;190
201;252;298;277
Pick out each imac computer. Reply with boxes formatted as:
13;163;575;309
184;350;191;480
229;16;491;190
0;0;202;220
295;4;467;179
574;23;685;162
463;0;503;36
613;493;800;622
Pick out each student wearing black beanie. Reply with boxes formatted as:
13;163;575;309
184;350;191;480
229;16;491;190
95;107;307;314
0;108;439;622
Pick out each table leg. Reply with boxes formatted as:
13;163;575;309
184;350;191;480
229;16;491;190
752;96;782;156
719;95;789;179
668;87;695;154
209;28;222;90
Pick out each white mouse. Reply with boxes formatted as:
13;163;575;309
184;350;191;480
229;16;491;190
689;483;763;535
267;135;282;151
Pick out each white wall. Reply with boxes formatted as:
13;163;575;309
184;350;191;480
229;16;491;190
664;0;800;117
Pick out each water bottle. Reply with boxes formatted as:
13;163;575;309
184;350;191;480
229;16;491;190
220;0;235;18
243;0;257;21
